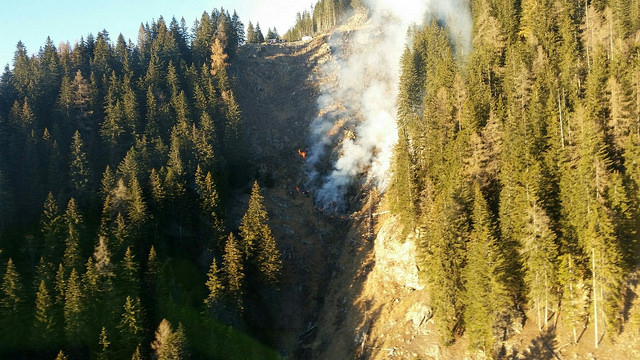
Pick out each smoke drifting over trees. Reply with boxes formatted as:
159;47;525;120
306;0;472;211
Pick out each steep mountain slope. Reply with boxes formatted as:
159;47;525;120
229;38;352;358
229;27;640;359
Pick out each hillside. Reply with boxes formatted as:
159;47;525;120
2;1;640;359
228;15;640;359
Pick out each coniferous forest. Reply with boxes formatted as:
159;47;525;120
0;8;283;360
3;0;640;358
388;0;640;353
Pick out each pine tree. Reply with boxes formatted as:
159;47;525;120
72;69;93;131
54;263;66;307
257;226;281;285
41;192;64;263
128;176;149;243
247;22;256;44
0;259;25;346
151;319;188;360
94;235;114;280
55;350;68;360
69;130;92;202
239;181;267;257
119;247;140;297
255;23;265;43
420;186;469;345
33;279;56;346
63;198;84;273
100;165;116;201
33;257;53;293
204;257;223;310
131;345;142;360
522;198;558;330
118;296;144;357
210;38;229;77
239;181;281;283
145;245;160;296
557;253;589;344
223;233;244;309
64;268;85;344
464;185;510;352
97;326;110;360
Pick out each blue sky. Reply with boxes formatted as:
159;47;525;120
0;0;313;68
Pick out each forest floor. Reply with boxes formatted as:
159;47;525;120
228;31;640;360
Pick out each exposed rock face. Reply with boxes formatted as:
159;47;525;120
406;302;433;334
371;216;424;290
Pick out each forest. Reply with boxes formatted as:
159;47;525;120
388;0;640;354
0;7;283;360
3;0;640;358
282;0;354;42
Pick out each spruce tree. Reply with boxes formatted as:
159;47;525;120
41;192;64;263
420;187;469;345
64;268;85;344
118;296;144;357
69;130;91;202
97;326;110;360
119;247;140;297
0;259;25;346
204;257;223;310
247;22;256;44
255;23;265;43
63;198;84;273
54;263;66;307
557;254;589;344
131;345;142;360
145;245;160;293
522;198;558;330
151;319;188;360
464;185;509;352
223;233;244;309
239;181;267;256
33;279;56;346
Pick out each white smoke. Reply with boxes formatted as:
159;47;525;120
306;0;471;212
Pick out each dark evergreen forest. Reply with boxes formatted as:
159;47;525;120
388;0;640;353
0;7;281;360
3;0;640;358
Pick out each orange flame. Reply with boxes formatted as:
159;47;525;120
298;149;307;159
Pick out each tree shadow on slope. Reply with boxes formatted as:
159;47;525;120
512;326;559;360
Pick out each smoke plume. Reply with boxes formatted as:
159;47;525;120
306;0;471;212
